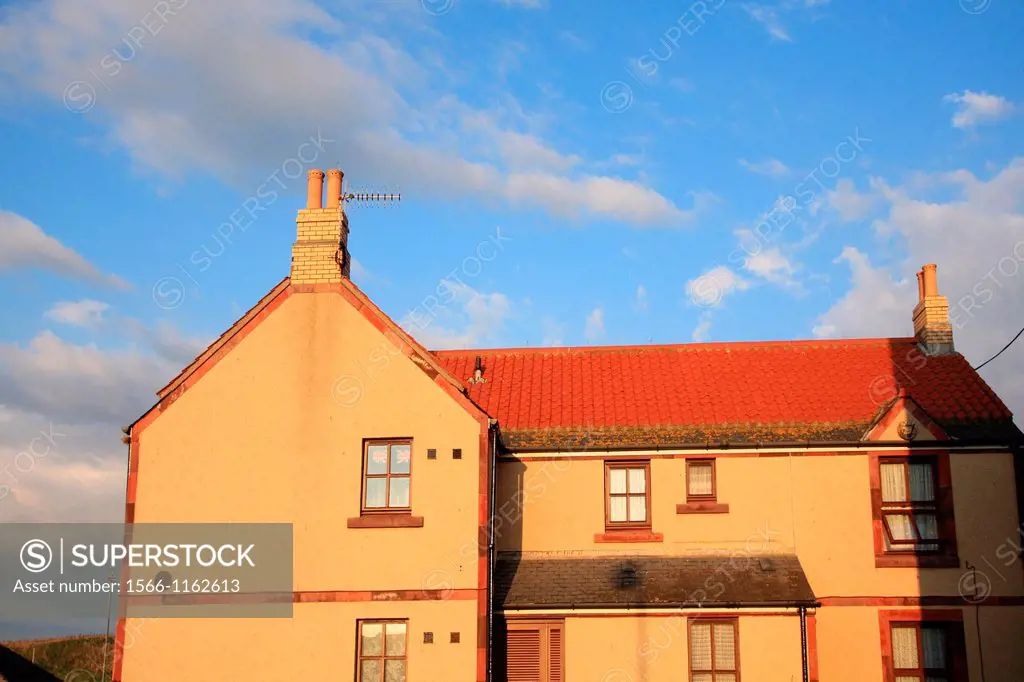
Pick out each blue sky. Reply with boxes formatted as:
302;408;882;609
0;0;1023;528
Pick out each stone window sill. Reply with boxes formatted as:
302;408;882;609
677;502;730;514
594;530;664;543
347;514;424;529
875;554;959;569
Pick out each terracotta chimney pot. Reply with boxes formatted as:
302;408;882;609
922;263;938;297
326;169;344;209
306;170;325;209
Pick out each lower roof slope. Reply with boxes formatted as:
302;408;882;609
494;552;817;609
434;338;1015;449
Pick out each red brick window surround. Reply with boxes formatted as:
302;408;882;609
357;620;408;682
596;461;663;543
688;618;740;682
678;459;730;515
878;610;967;682
869;453;958;568
348;439;424;528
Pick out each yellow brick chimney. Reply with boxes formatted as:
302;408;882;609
290;168;350;283
913;263;954;354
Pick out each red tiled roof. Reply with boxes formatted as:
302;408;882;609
434;338;1014;448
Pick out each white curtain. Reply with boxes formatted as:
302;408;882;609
910;463;935;501
881;463;908;502
892;626;919;668
689;464;714;496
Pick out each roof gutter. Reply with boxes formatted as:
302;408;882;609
500;599;821;611
505;437;1017;454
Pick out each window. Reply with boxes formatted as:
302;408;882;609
605;462;650;528
689;619;739;682
362;440;412;512
889;623;952;681
871;455;958;567
879;611;967;682
357;620;407;682
879;459;940;552
686;460;716;501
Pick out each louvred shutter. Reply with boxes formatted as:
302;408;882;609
506;628;542;682
547;623;563;682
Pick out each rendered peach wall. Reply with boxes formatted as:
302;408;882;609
560;614;803;682
816;606;1024;682
119;600;478;681
497;451;1023;597
124;291;485;679
134;291;484;591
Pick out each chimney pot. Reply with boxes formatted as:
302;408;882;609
326;169;344;209
916;271;925;302
922;263;938;297
306;170;325;209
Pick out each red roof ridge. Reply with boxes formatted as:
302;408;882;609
431;336;922;357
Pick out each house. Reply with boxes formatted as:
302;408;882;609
114;169;1024;681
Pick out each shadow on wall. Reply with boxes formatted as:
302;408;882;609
0;644;62;682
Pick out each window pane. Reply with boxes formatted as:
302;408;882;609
384;622;407;655
692;675;713;682
384;660;406;682
713;624;736;669
690;624;712;670
609;469;627;494
886;514;916;541
365;478;387;508
921;627;946;669
909;463;935;502
367;445;389;475
610;496;627;522
388;477;410;508
892;626;920;668
916;514;939;540
360;659;382;682
390;444;411;475
895;677;921;682
881;463;908;502
628;467;646;494
628;495;646;522
716;675;737;682
361;623;383;656
689;463;714;496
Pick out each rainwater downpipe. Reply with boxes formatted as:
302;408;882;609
487;423;498;682
800;607;809;682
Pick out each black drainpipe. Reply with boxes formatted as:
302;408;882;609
800;607;809;682
486;424;498;682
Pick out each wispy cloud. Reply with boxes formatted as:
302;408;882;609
584;307;606;341
743;4;792;42
943;90;1014;129
44;300;111;327
739;157;791;178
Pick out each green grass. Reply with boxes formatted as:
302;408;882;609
2;635;113;681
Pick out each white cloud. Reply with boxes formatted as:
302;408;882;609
584;307;605;342
687;266;751;307
0;211;129;289
743;5;791;41
739;157;791;178
744;246;798;287
0;0;689;227
403;283;512;350
44;300;110;327
558;30;587;51
826;178;878;222
813;158;1024;415
635;285;649;312
943;90;1014;129
692;311;713;342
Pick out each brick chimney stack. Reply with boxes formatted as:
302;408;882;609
912;263;954;355
291;168;350;283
